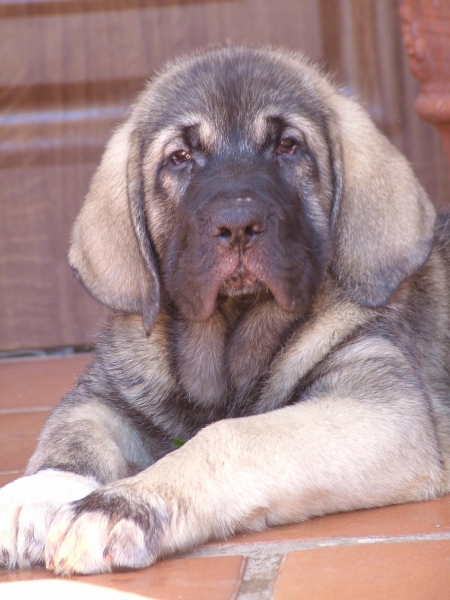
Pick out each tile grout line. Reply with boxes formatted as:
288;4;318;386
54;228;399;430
231;555;249;600
184;532;450;560
0;406;53;414
234;553;285;600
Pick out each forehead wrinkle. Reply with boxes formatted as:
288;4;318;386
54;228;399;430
252;109;280;145
144;115;218;160
251;109;321;140
249;110;327;166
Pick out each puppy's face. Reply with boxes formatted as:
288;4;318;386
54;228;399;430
69;47;435;332
137;50;335;321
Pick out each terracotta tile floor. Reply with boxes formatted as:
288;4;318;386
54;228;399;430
1;355;450;599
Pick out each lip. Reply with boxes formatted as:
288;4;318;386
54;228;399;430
219;269;265;296
165;230;316;321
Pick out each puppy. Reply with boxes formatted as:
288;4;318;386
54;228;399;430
1;46;449;575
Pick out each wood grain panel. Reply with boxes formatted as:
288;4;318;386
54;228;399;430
1;0;448;351
0;1;322;87
0;163;104;349
0;0;222;18
319;0;450;207
0;0;321;350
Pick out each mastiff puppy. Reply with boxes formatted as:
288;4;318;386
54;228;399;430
1;46;450;575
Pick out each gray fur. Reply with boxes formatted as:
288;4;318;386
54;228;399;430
0;46;449;575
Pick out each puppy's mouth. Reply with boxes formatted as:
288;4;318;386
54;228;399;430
206;259;302;319
163;228;324;322
219;268;266;297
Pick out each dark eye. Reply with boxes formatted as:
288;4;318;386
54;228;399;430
170;149;192;166
276;138;297;155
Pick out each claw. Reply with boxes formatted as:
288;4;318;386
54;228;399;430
103;548;113;569
0;549;10;567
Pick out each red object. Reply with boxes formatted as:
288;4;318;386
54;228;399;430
400;0;450;163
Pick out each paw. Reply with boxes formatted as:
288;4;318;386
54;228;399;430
45;485;169;575
0;470;98;569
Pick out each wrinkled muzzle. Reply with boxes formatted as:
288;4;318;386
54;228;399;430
160;177;328;321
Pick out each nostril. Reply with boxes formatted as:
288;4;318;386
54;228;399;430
217;226;232;240
245;224;263;238
210;205;266;244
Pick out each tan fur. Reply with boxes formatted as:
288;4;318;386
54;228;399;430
1;46;449;575
69;121;146;313
257;282;373;411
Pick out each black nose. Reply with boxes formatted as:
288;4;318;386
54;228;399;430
210;200;266;247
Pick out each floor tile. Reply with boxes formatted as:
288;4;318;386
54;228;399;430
0;555;245;600
273;540;450;600
0;355;92;410
0;473;23;487
0;411;49;471
2;580;143;600
2;355;450;600
206;494;450;549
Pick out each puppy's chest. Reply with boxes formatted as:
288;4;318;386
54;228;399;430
167;294;375;424
169;305;297;416
115;294;371;438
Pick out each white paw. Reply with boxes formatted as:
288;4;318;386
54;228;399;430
45;486;169;575
0;470;99;569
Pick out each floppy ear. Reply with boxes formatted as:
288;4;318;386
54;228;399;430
329;93;436;307
69;119;160;333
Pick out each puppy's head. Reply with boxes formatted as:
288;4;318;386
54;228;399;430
69;47;436;332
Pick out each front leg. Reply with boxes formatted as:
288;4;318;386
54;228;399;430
45;337;447;574
0;377;154;569
0;470;99;569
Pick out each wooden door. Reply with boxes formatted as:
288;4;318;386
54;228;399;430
0;0;448;352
